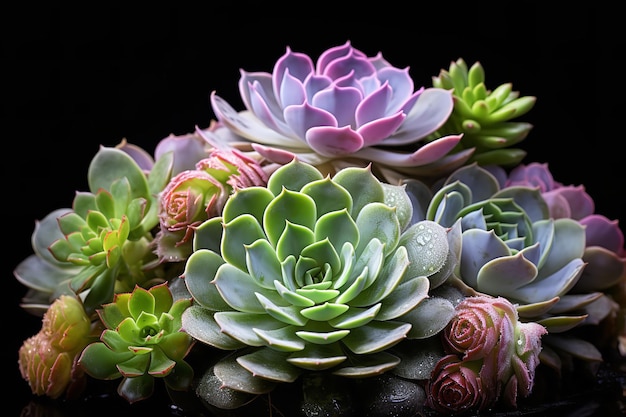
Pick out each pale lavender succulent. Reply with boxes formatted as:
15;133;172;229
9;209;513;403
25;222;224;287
154;132;212;176
207;41;464;181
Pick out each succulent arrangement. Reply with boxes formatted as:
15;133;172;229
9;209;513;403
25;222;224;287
15;41;626;416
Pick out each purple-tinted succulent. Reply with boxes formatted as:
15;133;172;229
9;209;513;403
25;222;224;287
506;162;595;220
505;162;626;328
403;162;612;376
116;139;157;173
208;41;464;181
506;162;625;254
154;132;212;176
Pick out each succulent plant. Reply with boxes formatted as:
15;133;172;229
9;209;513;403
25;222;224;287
425;354;488;414
14;143;174;316
77;282;194;403
427;295;546;413
181;158;458;410
505;162;626;295
206;41;467;184
156;146;269;262
503;162;626;365
18;295;95;400
402;162;605;372
154;132;212;176
430;58;536;167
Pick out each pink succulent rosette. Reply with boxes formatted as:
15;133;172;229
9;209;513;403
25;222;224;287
425;354;491;414
157;147;268;260
444;295;517;362
429;295;547;412
159;168;225;238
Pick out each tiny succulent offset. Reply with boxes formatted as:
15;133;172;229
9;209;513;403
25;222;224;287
15;41;626;417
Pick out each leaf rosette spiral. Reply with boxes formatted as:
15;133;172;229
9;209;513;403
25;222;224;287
430;58;536;167
207;41;461;183
77;283;194;403
14;144;174;316
181;158;456;408
404;163;606;370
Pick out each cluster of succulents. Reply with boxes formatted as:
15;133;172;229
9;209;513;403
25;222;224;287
402;163;606;368
14;143;175;317
425;295;547;413
15;41;625;417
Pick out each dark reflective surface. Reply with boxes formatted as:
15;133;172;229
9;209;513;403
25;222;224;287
13;346;626;417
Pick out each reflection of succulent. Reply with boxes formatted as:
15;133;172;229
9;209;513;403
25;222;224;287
18;295;94;399
430;58;536;167
14;144;174;316
403;163;603;370
207;41;464;183
78;283;194;403
181;158;457;409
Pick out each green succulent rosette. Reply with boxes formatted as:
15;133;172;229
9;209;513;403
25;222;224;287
77;282;194;403
430;58;536;167
14;145;174;316
181;158;457;410
403;163;605;371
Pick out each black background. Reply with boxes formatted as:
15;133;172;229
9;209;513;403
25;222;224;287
4;6;625;416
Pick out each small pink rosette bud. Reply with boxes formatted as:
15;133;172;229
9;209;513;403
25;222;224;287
157;147;268;260
159;168;226;237
443;295;517;362
425;355;491;414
